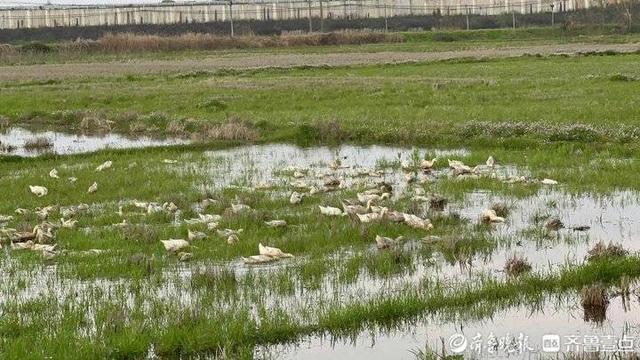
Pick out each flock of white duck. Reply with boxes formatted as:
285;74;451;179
0;155;562;264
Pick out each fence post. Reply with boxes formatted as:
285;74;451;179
550;3;555;26
512;10;515;28
229;0;234;37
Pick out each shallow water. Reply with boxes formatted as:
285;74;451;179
264;295;640;359
0;127;188;156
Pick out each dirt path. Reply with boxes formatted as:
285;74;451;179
1;42;638;82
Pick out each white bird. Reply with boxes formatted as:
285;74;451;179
87;182;98;194
319;206;343;216
217;228;243;238
421;158;437;170
146;203;164;214
541;178;558;185
35;206;56;220
32;243;57;252
188;229;207;241
231;204;251;213
227;233;239;244
356;210;386;223
160;239;189;252
177;252;192;262
375;235;403;249
486;156;496;167
403;213;433;230
14;208;29;215
60;218;77;229
60;206;77;218
290;192;304;205
95;161;112;172
29;185;48;197
0;215;13;223
448;159;473;175
342;199;372;215
258;243;293;258
68;177;78;183
481;209;505;223
199;213;222;223
162;159;178;164
385;210;406;223
33;223;56;243
163;202;178;213
357;192;390;204
265;220;287;228
293;171;305;178
243;254;277;264
49;169;59;179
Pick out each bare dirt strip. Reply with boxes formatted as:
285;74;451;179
1;42;638;82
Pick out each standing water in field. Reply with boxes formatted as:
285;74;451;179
0;127;189;156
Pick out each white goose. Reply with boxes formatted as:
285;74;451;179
188;229;207;241
319;206;343;216
290;192;304;205
265;220;287;228
357;192;390;204
231;204;252;213
481;209;505;223
342;199;372;215
95;160;112;172
29;185;48;197
375;235;404;249
403;214;434;230
259;243;293;258
87;182;98;194
160;239;189;252
356;208;387;223
49;169;59;179
421;158;437;170
60;218;78;229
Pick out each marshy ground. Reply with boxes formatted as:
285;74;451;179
1;27;640;359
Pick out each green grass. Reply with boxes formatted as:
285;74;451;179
2;31;640;358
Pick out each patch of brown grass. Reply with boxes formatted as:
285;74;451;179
581;283;609;323
504;255;532;276
166;119;186;136
23;137;53;151
586;241;628;261
79;114;113;132
313;119;350;142
204;117;258;141
0;115;9;129
97;31;403;53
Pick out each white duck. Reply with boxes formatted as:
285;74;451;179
160;239;189;252
265;220;287;228
243;254;277;264
95;160;112;172
421;158;437;170
68;177;78;183
49;169;59;179
259;243;293;258
60;218;78;229
541;178;558;185
188;229;207;241
375;235;403;249
356;209;387;223
231;204;251;213
481;209;505;223
87;182;98;194
357;192;390;204
29;185;48;197
290;192;304;205
403;214;434;230
486;156;496;167
342;199;372;215
319;206;343;216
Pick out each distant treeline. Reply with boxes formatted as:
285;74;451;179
0;5;637;44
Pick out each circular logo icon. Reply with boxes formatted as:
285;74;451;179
448;333;468;354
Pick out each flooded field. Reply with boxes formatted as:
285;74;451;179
1;141;639;359
0;127;188;156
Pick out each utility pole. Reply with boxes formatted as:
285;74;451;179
319;0;324;32
308;0;312;32
384;4;388;32
512;10;515;29
229;0;234;37
465;6;470;30
550;3;554;26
